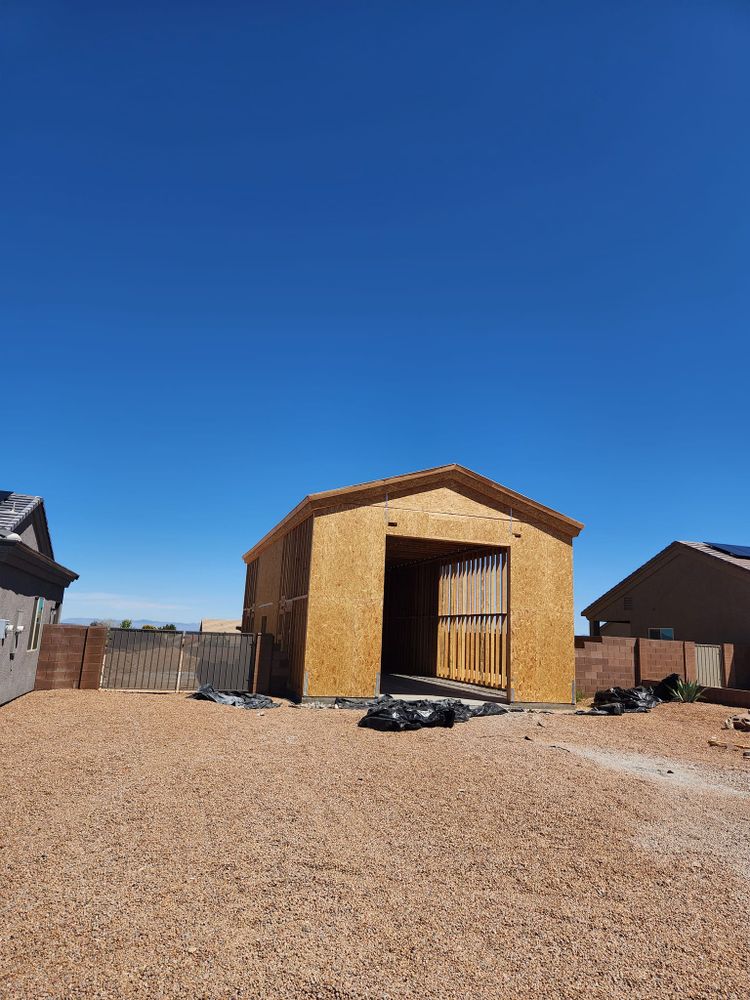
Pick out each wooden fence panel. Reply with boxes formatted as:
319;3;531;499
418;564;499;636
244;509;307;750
436;551;507;690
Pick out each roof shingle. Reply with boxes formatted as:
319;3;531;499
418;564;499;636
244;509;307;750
0;493;42;534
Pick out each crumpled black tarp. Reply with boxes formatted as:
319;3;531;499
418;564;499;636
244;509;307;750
577;672;681;716
190;684;279;709
334;695;388;710
357;695;509;732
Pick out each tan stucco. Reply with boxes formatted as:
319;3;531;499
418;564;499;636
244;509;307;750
587;545;750;645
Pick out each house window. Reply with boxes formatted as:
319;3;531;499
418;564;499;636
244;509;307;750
648;627;674;641
27;597;45;651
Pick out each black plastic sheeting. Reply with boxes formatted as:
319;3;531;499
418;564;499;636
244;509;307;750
355;694;510;732
334;696;390;711
577;672;681;716
190;684;279;710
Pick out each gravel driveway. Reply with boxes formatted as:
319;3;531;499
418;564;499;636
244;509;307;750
1;691;748;999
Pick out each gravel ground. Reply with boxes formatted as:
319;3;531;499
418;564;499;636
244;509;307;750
1;691;749;999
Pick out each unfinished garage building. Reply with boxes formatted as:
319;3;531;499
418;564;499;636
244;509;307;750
241;466;583;704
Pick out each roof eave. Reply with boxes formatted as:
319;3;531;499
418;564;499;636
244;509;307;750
242;464;583;564
0;539;79;585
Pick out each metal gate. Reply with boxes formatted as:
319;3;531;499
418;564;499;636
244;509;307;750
101;629;257;691
695;644;724;688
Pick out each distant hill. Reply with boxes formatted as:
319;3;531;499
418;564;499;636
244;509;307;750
63;618;201;631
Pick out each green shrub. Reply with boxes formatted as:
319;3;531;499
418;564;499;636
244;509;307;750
670;678;704;703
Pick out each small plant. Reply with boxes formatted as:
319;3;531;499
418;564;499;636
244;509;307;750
670;678;704;703
575;689;589;704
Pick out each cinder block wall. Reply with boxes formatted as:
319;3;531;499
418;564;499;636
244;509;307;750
574;636;637;695
575;635;750;697
34;625;107;691
638;638;693;685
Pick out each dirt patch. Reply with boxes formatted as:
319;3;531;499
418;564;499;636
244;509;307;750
1;691;749;999
551;743;749;796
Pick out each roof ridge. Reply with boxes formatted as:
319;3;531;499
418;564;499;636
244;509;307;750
243;464;583;563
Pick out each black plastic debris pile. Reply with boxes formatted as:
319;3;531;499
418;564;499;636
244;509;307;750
345;693;511;732
190;684;279;710
578;673;681;716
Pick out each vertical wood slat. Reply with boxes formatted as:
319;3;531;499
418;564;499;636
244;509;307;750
243;559;259;633
436;551;507;690
277;516;313;698
381;560;440;678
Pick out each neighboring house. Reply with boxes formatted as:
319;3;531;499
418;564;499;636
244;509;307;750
582;541;750;644
241;465;583;704
0;492;78;705
199;619;241;633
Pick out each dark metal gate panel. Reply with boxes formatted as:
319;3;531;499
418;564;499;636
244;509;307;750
178;632;256;691
101;629;182;690
101;629;256;691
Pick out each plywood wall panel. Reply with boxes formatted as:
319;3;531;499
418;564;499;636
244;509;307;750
304;507;386;698
278;517;313;698
298;485;575;703
506;528;575;703
253;538;284;638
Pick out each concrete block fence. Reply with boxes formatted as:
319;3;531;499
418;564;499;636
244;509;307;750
575;634;750;708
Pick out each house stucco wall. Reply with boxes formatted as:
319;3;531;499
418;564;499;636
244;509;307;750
18;520;41;549
0;566;66;705
589;547;750;645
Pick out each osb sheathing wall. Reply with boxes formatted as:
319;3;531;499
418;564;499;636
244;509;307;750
303;486;575;703
251;538;284;637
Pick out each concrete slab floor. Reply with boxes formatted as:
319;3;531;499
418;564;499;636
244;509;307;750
380;672;574;710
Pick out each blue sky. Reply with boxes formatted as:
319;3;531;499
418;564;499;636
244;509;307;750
3;1;749;626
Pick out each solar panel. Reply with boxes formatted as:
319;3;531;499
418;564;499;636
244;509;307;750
707;542;750;559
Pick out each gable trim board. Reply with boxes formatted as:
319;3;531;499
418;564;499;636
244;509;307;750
243;464;582;564
0;538;78;586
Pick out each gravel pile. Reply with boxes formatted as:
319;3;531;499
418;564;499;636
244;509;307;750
1;691;748;999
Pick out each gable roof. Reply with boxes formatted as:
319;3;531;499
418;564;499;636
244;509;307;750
0;492;53;558
243;464;583;563
582;540;750;619
0;492;42;533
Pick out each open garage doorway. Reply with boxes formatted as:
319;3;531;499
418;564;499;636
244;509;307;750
380;536;508;698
